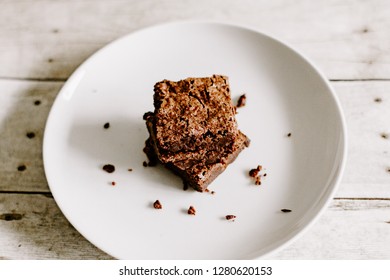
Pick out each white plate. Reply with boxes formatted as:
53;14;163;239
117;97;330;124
43;21;347;259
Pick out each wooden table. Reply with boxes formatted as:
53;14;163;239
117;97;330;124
1;0;389;259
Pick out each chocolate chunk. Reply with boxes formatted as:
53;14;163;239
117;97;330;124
102;164;115;173
153;200;162;209
225;215;236;220
249;168;259;178
236;94;246;108
187;206;196;215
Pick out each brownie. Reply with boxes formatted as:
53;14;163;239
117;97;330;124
150;75;238;155
143;75;250;192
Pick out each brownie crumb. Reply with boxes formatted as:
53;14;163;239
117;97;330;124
128;168;133;172
142;161;148;167
34;100;41;106
143;111;154;120
374;97;382;103
249;165;262;178
187;206;196;215
281;209;292;213
263;173;267;177
249;168;259;178
17;165;26;172
111;181;116;186
102;164;115;173
381;133;388;139
103;122;110;129
204;188;215;195
153;200;162;209
249;165;264;186
226;215;236;220
236;94;246;108
287;132;292;137
26;132;35;139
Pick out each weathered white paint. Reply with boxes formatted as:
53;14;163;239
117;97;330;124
0;0;389;80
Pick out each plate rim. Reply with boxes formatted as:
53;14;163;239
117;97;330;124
43;20;348;259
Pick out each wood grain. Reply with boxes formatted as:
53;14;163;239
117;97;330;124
1;0;389;80
335;81;390;198
0;193;112;259
271;199;390;259
0;80;60;192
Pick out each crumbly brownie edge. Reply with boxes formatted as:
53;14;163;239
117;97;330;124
143;128;250;192
165;131;250;192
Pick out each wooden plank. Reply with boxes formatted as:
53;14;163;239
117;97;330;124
0;193;112;259
0;0;389;80
0;80;60;192
271;199;390;259
1;79;390;197
1;193;389;259
334;81;390;198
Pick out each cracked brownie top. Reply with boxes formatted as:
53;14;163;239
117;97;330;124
150;75;238;154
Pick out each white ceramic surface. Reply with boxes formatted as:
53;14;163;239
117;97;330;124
43;21;346;259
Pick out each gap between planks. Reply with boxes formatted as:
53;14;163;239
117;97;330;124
334;197;390;201
0;191;52;197
0;76;67;82
329;79;390;82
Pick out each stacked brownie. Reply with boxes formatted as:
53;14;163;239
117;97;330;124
143;75;250;192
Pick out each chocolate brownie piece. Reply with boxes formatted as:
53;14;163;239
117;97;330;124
145;131;249;191
151;75;238;155
145;113;232;163
164;131;249;191
143;75;250;191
